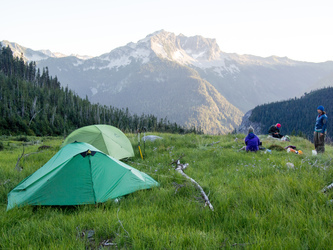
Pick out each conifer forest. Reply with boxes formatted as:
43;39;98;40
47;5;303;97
0;43;202;136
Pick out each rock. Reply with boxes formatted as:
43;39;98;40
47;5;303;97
286;162;294;169
238;110;263;134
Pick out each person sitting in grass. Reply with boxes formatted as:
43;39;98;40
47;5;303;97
245;126;261;152
268;123;283;138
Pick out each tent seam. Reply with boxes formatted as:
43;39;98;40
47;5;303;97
89;156;97;204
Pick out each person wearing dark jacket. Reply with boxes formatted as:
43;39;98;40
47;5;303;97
314;105;328;153
245;127;261;152
268;123;283;138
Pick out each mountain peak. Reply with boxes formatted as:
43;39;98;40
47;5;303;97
139;30;223;65
96;30;229;72
145;29;167;38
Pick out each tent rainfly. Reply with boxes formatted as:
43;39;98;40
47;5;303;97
7;142;159;210
61;124;134;160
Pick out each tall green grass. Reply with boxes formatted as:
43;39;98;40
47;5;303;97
1;134;333;249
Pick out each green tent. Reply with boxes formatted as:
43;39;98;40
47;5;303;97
7;142;159;210
62;125;134;160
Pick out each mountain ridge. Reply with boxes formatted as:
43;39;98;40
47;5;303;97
2;30;333;134
1;40;93;61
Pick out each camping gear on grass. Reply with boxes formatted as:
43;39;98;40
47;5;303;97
7;142;159;210
142;135;163;142
281;135;290;141
62;124;134;160
287;148;303;154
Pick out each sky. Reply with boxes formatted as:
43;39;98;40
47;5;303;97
1;0;333;62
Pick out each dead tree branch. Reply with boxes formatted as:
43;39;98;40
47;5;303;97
117;208;130;237
172;158;214;211
172;182;187;194
206;141;220;146
170;153;185;166
15;145;25;171
15;145;44;171
322;182;333;193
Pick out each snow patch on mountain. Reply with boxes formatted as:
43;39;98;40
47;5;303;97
173;50;183;60
186;49;206;60
212;64;240;77
103;55;132;69
172;49;194;64
69;54;93;60
151;42;168;58
73;59;84;67
90;87;98;95
98;47;151;70
83;66;96;71
213;68;225;78
28;54;48;62
38;50;67;58
155;76;166;82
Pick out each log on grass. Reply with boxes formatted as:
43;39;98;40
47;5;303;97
173;159;214;211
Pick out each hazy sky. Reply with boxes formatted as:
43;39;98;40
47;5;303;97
2;0;332;62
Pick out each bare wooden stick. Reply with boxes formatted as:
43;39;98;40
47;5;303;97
15;145;25;171
172;182;186;194
1;179;10;185
322;182;333;193
206;141;220;146
117;208;130;237
170;153;185;166
173;159;214;211
15;145;44;171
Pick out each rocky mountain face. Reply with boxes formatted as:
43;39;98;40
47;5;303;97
238;110;263;135
3;30;333;134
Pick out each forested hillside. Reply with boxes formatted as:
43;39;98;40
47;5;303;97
249;87;332;140
0;43;201;136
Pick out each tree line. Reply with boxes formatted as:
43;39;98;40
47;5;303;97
249;87;332;141
0;43;202;136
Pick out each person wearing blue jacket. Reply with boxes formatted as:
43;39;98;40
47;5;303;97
314;105;328;153
245;127;261;152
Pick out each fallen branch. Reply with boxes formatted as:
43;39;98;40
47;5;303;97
15;145;44;171
322;182;333;193
172;159;214;211
170;154;185;166
206;141;220;146
15;145;25;171
172;182;186;194
117;208;130;237
101;239;117;246
1;179;10;185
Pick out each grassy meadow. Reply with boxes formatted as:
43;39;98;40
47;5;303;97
1;133;333;249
